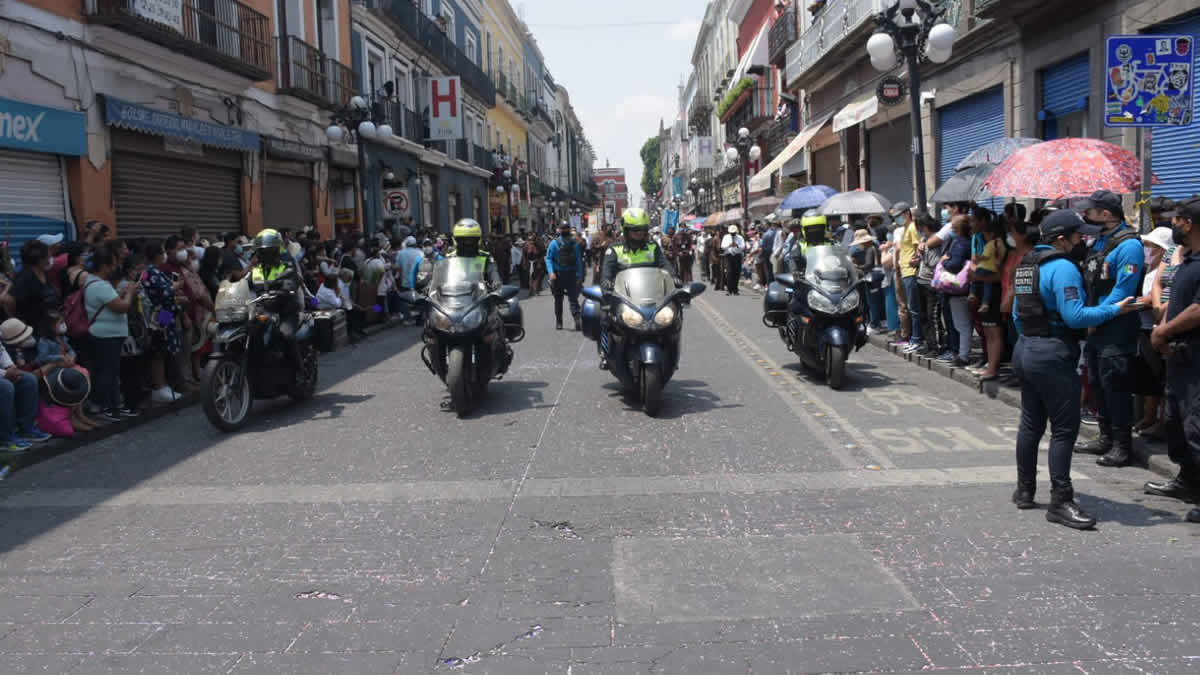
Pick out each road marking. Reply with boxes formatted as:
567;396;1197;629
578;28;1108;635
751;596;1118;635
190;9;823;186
0;466;1084;508
693;297;895;469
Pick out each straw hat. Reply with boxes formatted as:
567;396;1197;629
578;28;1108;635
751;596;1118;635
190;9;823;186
853;229;875;247
0;318;33;346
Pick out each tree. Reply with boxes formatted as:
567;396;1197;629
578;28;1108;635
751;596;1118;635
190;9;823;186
640;135;661;198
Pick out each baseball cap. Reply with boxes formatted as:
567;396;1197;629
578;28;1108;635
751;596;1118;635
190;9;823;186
35;234;64;246
1163;196;1200;221
888;201;912;217
1147;196;1176;214
1039;209;1102;240
1075;190;1123;213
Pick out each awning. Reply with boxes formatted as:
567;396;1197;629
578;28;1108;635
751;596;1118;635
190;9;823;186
832;94;879;133
101;95;260;152
748;195;782;217
707;210;726;225
726;20;771;94
747;113;834;193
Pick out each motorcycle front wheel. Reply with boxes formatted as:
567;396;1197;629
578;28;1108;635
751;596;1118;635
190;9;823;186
446;346;472;417
826;344;847;390
202;356;252;432
641;363;664;417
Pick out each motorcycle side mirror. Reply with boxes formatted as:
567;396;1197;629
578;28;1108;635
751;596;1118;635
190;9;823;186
498;285;520;301
687;282;706;298
774;273;796;287
581;286;604;302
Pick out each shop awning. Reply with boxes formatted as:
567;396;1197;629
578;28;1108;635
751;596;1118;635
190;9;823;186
832;94;879;133
726;20;771;94
101;95;261;152
747;113;834;193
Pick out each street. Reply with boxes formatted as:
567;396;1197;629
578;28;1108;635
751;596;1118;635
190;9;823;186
0;289;1197;675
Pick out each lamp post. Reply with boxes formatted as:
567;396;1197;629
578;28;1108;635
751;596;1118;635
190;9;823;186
867;0;956;216
725;127;761;227
687;177;707;216
326;86;394;234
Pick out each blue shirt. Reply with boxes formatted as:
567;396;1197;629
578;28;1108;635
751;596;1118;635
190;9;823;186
396;248;423;290
1091;223;1144;307
545;237;583;278
1012;245;1122;336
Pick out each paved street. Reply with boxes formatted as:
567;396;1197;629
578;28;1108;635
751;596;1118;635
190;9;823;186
1;288;1197;675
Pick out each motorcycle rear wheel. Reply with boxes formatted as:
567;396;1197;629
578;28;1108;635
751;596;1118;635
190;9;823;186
202;357;252;432
447;346;472;417
288;344;319;401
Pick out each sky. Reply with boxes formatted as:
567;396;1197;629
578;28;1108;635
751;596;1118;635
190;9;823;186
517;0;704;207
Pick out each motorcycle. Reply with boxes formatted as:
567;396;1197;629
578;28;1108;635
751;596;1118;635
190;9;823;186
581;268;705;416
762;244;867;390
203;278;319;431
413;257;523;417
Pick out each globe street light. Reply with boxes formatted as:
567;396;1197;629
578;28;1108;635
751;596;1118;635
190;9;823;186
869;0;956;215
727;126;761;225
327;82;396;234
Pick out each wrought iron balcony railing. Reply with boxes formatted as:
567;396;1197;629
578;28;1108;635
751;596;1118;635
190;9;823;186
768;4;798;67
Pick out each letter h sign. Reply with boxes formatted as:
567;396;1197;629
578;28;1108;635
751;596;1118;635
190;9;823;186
428;76;463;140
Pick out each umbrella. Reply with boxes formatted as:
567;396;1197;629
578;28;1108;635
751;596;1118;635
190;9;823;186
982;138;1156;200
722;207;745;223
706;210;725;226
818;189;892;216
955;137;1042;172
931;163;996;203
781;185;838;211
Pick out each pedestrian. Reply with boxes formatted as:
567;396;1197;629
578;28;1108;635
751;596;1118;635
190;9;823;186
1146;197;1200;522
672;225;695;284
852;227;883;330
706;226;723;291
888;203;913;344
898;207;923;353
545;222;584;330
1073;190;1147;468
84;245;141;422
1011;209;1137;529
721;225;745;296
941;215;974;367
511;238;526;290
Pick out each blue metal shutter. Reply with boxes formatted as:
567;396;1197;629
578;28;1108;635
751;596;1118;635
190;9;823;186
1041;53;1090;117
1151;16;1200;201
938;86;1005;210
0;149;72;264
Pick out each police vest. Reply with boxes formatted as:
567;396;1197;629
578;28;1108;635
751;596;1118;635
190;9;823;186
1082;227;1140;306
613;243;658;267
1014;250;1083;341
250;263;288;283
556;238;577;271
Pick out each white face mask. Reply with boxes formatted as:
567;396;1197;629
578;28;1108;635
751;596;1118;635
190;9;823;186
1005;235;1016;248
423;247;434;256
175;249;189;263
56;322;67;335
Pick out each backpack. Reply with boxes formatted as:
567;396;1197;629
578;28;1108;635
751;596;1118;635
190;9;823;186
64;279;104;339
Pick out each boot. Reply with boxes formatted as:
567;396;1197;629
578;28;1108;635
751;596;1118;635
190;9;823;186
1046;487;1096;530
1012;481;1036;510
555;318;563;330
1075;420;1112;456
1187;508;1200;523
1144;471;1200;503
1097;426;1145;467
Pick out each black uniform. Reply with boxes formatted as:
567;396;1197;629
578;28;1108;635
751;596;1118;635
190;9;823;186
1160;252;1200;505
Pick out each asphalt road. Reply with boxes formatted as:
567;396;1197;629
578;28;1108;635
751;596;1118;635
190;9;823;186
0;282;1197;675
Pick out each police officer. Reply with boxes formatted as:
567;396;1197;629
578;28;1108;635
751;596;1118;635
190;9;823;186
1072;190;1146;468
545;221;584;330
1012;210;1137;529
248;228;304;366
783;211;833;274
1147;197;1200;523
448;219;502;290
598;208;676;370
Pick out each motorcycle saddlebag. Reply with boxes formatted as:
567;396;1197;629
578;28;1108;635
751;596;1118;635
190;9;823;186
313;310;347;352
762;281;791;327
498;297;525;342
581;298;601;341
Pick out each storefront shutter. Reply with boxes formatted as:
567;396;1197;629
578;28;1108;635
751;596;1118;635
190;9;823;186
1150;15;1200;201
938;86;1005;210
1041;53;1090;117
113;151;241;241
263;173;314;231
867;118;913;206
812;145;840;190
0;149;71;253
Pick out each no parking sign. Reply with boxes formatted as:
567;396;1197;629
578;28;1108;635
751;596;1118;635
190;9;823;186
383;188;410;218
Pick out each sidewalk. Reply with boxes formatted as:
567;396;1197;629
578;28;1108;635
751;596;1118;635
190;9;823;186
0;316;408;478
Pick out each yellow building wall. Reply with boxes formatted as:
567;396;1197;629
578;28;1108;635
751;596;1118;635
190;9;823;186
481;3;529;163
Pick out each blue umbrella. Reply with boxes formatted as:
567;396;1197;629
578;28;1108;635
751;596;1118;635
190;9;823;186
780;185;838;211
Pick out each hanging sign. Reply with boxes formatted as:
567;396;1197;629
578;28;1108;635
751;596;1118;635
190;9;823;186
427;76;464;140
134;0;183;32
1104;34;1194;127
877;76;908;107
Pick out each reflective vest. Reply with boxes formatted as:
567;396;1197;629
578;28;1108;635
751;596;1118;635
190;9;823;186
250;263;288;283
612;243;657;267
1014;249;1083;341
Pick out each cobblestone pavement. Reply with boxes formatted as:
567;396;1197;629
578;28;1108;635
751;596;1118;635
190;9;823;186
0;288;1197;674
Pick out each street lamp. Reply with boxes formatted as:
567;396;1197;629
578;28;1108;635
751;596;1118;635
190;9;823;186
868;0;955;215
725;127;761;225
687;177;707;216
326;84;395;234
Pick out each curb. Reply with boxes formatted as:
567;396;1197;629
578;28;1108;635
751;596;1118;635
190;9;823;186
866;334;1176;479
0;316;408;478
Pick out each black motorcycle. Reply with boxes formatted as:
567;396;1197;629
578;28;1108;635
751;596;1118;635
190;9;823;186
763;244;867;390
203;279;319;431
413;257;523;417
581;268;705;416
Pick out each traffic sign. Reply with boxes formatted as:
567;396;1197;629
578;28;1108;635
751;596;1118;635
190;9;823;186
1105;34;1194;127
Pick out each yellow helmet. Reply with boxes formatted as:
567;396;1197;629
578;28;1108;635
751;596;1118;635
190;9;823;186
801;213;827;229
252;228;284;252
621;208;650;230
452;218;483;241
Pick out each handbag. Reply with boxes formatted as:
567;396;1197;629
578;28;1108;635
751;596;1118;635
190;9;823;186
37;401;74;438
932;259;972;295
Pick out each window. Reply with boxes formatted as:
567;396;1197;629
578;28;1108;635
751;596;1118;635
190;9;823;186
393;60;409;106
465;34;477;65
421;0;432;17
366;46;385;97
443;7;455;40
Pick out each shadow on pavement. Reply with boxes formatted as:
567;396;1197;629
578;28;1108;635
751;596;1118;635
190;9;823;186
468;380;552;417
1078;493;1186;528
599;379;742;419
781;360;895;391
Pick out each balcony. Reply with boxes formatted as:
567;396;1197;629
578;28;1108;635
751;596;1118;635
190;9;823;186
377;101;425;145
689;92;712;131
471;144;492;172
278;36;329;107
768;4;798;67
86;0;272;81
368;0;495;107
721;80;775;134
328;59;356;108
785;0;887;89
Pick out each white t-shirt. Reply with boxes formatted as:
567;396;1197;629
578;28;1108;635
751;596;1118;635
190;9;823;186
315;285;342;310
721;234;745;255
510;246;523;269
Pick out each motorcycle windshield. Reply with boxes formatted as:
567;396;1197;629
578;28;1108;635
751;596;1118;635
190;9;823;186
613;267;673;308
430;257;486;309
805;245;858;295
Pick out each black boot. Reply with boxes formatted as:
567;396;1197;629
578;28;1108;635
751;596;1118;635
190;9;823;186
555;318;563;330
1144;471;1200;503
1097;426;1144;467
573;314;582;331
1046;487;1096;530
1012;482;1036;510
1075;420;1112;456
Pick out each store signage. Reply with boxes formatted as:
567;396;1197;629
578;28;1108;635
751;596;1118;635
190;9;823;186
383;188;410;217
1105;34;1194;127
427;77;463;140
164;136;203;156
877;76;907;107
102;95;260;152
264;136;324;162
134;0;183;32
0;97;86;155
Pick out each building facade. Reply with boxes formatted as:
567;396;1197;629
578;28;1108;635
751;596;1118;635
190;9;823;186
594;166;628;227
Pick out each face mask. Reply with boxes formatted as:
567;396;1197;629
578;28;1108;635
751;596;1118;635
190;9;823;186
190;260;200;273
175;249;188;263
1068;240;1089;262
1173;223;1190;246
1005;235;1016;248
56;322;67;335
423;247;434;256
235;245;243;255
940;209;949;222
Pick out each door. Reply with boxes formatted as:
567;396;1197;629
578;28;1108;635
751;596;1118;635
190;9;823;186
812;145;840;190
868;118;914;206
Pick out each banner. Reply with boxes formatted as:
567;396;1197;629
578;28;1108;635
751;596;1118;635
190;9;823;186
692;136;714;169
135;0;183;32
427;76;463;140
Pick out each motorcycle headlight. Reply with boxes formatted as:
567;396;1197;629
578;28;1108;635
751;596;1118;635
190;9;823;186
653;305;677;327
459;307;485;331
429;308;454;331
214;308;248;324
619;305;647;329
807;290;838;314
838;292;860;312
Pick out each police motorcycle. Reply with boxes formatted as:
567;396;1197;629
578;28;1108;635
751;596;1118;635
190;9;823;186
763;245;867;390
413;256;523;417
203;273;319;432
581;268;705;417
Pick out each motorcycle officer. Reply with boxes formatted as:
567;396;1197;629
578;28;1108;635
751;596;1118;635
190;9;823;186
784;212;833;274
597;208;677;370
248;228;303;366
448;219;502;291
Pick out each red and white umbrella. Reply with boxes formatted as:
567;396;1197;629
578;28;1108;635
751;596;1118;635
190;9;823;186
982;137;1157;200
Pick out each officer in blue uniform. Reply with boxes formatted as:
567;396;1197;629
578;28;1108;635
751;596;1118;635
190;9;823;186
1073;190;1146;468
1147;197;1200;523
1012;209;1136;530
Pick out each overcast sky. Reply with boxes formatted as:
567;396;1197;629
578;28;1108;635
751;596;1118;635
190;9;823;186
518;0;702;207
